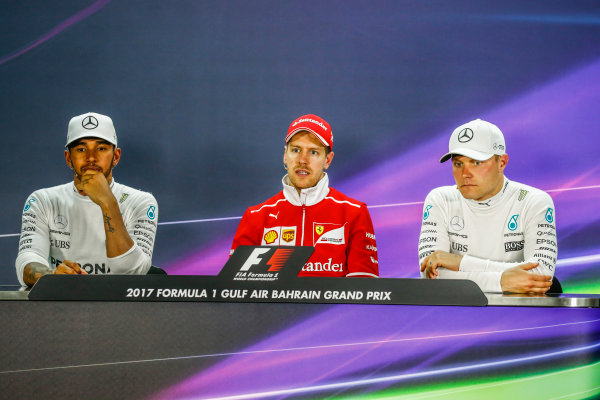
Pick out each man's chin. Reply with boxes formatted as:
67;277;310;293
290;179;317;191
77;167;112;180
458;188;479;200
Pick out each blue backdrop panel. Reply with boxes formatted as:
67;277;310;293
1;1;599;291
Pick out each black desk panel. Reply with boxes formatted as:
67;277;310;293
2;298;600;400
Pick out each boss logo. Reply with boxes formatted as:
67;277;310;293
504;240;524;252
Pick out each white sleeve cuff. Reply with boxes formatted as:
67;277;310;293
459;254;489;272
15;253;50;287
107;244;151;275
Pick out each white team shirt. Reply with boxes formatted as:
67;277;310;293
418;177;557;292
15;180;158;286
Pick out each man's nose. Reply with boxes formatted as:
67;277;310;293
298;150;309;163
86;150;97;161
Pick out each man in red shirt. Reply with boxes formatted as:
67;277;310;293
231;114;379;277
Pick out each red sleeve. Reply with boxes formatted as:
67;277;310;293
346;204;379;277
230;209;260;255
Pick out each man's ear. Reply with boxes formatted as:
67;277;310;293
323;151;334;170
112;147;122;167
64;150;73;169
498;154;509;171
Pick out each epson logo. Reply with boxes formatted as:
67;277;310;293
50;257;109;274
504;240;524;252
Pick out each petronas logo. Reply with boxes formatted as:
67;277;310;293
508;215;519;231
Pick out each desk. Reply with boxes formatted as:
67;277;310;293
1;282;600;400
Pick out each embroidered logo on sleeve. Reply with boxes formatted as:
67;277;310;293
423;205;432;220
23;198;36;213
147;206;156;220
518;190;529;201
545;208;554;223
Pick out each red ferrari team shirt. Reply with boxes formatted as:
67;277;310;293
231;174;379;277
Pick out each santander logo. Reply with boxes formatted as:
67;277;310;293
293;118;327;131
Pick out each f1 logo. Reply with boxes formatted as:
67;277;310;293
220;246;313;280
239;248;271;271
238;247;295;272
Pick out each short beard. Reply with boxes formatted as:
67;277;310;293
73;154;115;180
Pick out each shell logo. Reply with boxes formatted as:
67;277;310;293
264;230;278;244
282;229;295;243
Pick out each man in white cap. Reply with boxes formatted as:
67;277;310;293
231;114;379;278
15;112;159;286
418;119;557;293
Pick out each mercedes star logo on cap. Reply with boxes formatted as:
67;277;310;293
457;128;474;143
82;115;99;130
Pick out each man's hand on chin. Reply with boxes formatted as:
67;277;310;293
75;170;113;206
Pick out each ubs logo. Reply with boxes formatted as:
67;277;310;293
82;115;99;130
457;128;474;143
53;215;68;230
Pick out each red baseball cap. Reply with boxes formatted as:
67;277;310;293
285;114;333;150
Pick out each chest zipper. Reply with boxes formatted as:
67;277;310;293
300;191;308;246
301;205;306;245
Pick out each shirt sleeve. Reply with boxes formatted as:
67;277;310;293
15;192;52;286
459;192;557;278
230;208;259;255
109;194;158;274
418;189;450;270
346;204;379;278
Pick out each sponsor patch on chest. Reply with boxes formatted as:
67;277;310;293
504;240;524;252
261;226;297;246
313;222;346;245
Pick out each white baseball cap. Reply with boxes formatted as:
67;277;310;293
66;112;118;147
440;119;505;163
